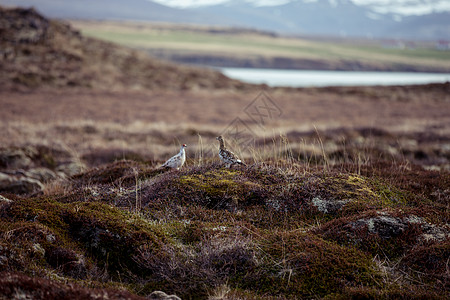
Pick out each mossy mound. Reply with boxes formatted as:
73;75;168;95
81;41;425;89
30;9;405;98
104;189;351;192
1;161;449;299
0;197;171;281
139;164;413;228
0;220;92;279
242;231;382;298
71;160;161;187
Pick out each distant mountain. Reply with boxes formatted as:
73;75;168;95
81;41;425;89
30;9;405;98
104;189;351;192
1;0;449;39
384;12;450;40
190;0;450;39
190;0;395;37
352;0;450;16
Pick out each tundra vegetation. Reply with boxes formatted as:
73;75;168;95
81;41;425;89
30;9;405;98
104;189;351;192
0;6;449;300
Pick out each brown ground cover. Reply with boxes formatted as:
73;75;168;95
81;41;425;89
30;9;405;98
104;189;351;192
1;83;449;169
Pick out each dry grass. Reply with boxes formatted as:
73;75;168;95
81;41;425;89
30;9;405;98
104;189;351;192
1;84;449;170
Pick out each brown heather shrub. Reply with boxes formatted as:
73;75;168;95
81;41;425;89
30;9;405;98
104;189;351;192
242;231;382;298
356;162;450;207
315;209;440;258
400;241;450;290
0;272;146;300
70;160;160;187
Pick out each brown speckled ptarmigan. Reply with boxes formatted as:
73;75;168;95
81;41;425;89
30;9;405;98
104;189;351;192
216;136;246;168
161;144;187;170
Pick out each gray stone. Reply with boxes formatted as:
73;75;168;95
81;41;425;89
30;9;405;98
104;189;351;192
311;196;350;214
56;161;85;177
352;211;450;241
0;194;13;210
148;291;182;300
0;148;33;169
26;167;58;182
0;194;13;203
0;172;44;194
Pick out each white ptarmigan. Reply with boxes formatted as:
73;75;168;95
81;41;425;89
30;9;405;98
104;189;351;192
161;144;187;170
216;136;246;168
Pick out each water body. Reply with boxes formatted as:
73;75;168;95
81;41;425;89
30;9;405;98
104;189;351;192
220;68;450;87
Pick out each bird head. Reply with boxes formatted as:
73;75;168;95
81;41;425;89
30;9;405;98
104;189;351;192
216;136;223;141
182;144;187;148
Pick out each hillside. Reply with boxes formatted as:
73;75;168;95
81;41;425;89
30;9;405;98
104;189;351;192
72;20;450;73
0;7;251;91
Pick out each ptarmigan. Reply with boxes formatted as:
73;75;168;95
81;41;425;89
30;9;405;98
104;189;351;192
161;144;187;170
216;136;246;168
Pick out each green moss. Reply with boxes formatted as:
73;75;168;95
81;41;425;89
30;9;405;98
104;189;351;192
241;231;382;298
323;174;378;203
4;197;69;233
370;178;410;207
174;168;265;208
316;173;414;217
178;169;240;197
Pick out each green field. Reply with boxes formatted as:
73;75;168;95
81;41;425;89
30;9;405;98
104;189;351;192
71;20;450;72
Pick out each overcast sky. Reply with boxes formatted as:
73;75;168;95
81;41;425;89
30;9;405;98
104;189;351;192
152;0;450;15
153;0;293;7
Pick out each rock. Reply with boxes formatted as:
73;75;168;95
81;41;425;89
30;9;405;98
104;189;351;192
0;7;50;44
32;243;45;257
25;167;58;182
46;234;56;243
352;213;407;239
56;161;86;177
351;211;450;241
0;172;44;194
311;196;350;214
0;195;13;210
0;148;33;169
148;291;181;300
0;195;13;204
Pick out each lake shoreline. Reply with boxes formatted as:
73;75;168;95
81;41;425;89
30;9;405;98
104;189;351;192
148;49;450;74
220;68;450;87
